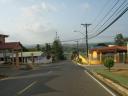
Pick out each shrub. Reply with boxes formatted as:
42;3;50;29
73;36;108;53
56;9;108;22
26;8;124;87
26;64;33;70
104;57;114;71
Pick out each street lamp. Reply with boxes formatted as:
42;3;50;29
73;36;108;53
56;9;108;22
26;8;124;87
74;30;85;36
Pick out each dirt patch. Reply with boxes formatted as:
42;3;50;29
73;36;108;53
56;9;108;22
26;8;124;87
0;75;8;79
112;69;128;77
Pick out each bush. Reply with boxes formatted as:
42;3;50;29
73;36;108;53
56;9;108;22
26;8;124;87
104;57;114;71
26;64;33;70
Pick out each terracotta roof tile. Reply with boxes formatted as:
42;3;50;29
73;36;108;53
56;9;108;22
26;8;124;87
91;46;127;53
0;42;22;50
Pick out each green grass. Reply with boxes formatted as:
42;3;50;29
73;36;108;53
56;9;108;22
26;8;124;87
94;69;128;89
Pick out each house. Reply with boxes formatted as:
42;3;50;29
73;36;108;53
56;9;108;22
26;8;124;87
90;45;128;64
0;34;23;69
16;51;53;64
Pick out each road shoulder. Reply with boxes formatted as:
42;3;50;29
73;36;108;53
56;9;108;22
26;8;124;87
75;62;128;96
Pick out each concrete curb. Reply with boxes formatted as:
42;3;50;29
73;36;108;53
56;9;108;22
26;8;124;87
92;72;128;96
76;62;128;96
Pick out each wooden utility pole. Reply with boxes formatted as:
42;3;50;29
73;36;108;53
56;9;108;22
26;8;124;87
81;24;91;58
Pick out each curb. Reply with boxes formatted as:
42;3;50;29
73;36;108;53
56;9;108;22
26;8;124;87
76;62;128;96
92;72;128;96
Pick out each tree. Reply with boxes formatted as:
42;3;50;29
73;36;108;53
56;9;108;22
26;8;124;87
22;46;28;52
36;44;41;51
52;39;65;60
43;43;51;57
97;43;107;47
71;51;79;60
104;58;114;72
45;43;51;53
114;34;124;46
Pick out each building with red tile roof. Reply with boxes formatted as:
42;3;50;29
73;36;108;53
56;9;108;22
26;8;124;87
0;42;22;50
91;45;127;54
0;34;23;69
90;45;128;64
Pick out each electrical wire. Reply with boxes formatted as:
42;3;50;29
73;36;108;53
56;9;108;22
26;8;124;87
89;5;128;39
90;0;110;24
90;0;127;36
89;0;120;35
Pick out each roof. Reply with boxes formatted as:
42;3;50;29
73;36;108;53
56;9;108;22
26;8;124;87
90;46;127;53
0;42;22;50
13;51;43;57
0;34;8;37
124;38;128;42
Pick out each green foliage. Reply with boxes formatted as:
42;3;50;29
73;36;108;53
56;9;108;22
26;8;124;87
27;48;37;51
97;43;107;47
52;39;65;60
114;33;124;46
94;69;128;88
45;43;51;53
71;51;78;60
43;43;52;59
22;46;28;52
36;44;41;51
104;57;114;71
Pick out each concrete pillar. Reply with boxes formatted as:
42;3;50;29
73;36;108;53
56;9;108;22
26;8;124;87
3;50;6;63
11;50;15;66
114;54;117;63
15;51;20;69
123;52;125;64
116;53;120;63
100;52;102;63
21;50;23;65
31;53;34;65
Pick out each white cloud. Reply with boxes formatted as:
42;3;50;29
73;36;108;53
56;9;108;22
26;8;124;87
0;0;10;3
11;1;59;44
0;1;59;44
80;2;90;11
21;2;57;17
15;17;57;44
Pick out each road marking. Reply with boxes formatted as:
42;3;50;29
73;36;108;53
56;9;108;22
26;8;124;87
84;70;116;96
17;81;37;95
0;71;53;81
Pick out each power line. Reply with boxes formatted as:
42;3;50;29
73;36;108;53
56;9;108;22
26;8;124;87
90;0;110;24
114;0;128;16
90;0;120;34
89;5;128;39
61;38;84;43
61;35;115;43
61;0;128;43
90;0;127;36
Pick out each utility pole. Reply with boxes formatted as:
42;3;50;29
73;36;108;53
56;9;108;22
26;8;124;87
127;42;128;62
55;32;59;40
81;24;91;58
55;32;58;40
75;41;79;53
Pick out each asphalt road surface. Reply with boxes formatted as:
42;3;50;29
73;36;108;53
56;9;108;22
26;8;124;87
0;60;119;96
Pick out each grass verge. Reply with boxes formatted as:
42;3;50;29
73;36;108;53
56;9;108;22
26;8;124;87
94;69;128;89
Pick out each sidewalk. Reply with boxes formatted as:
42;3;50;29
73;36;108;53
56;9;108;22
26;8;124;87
83;63;128;70
0;63;40;77
0;66;28;77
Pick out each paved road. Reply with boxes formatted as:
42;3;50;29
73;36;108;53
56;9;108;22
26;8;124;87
0;61;119;96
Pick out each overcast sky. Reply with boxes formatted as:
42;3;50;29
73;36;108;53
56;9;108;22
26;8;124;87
0;0;128;45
